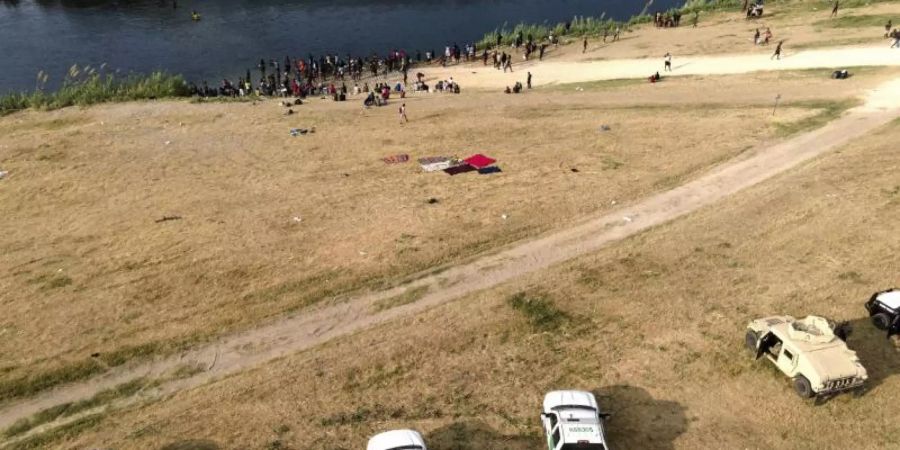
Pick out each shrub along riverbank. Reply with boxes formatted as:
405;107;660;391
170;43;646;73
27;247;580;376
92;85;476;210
0;68;190;116
476;0;745;49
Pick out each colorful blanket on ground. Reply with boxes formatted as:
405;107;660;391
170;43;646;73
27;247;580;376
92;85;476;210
444;164;477;176
382;154;410;164
463;154;497;169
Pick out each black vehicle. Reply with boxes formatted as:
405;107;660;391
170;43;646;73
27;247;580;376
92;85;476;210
865;288;900;337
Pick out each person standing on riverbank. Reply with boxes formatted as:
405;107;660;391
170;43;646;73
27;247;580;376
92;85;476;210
831;1;839;17
771;40;783;60
399;103;408;124
583;36;588;53
664;52;672;71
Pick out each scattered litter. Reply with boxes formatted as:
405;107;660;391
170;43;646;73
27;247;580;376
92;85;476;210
611;200;617;205
179;122;185;127
342;173;350;177
427;198;439;204
359;251;367;256
284;108;294;116
292;216;303;223
623;216;632;223
0;170;7;180
599;125;611;131
290;127;314;137
155;215;182;223
382;154;410;164
164;140;171;145
501;214;509;220
419;156;453;172
570;168;580;173
832;69;850;80
478;166;502;175
575;87;584;92
90;352;100;358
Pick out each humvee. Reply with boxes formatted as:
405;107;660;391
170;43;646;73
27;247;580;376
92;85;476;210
745;315;867;398
865;288;900;338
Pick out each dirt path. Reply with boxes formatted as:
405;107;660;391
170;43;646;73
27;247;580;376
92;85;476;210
420;45;900;89
1;65;899;441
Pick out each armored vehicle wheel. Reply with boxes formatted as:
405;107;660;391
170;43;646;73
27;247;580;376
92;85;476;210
793;375;814;399
745;330;758;352
872;313;892;331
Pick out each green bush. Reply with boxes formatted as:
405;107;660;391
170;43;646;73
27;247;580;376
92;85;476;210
1;66;190;116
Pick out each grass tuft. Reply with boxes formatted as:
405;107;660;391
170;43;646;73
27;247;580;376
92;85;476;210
3;378;146;438
507;291;568;331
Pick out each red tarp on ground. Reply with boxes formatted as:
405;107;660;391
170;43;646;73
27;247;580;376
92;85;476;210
463;154;496;169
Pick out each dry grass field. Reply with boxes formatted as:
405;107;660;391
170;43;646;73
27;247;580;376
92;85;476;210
2;67;889;398
1;1;899;448
45;114;900;450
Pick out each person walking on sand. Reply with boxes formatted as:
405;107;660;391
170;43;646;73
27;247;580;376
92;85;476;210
399;103;408;123
831;1;839;17
583;36;588;53
891;29;900;48
664;52;672;71
613;26;620;42
886;20;893;38
771;40;783;60
527;72;532;89
692;11;699;28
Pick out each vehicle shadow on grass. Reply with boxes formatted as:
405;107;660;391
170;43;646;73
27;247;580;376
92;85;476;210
846;317;900;394
593;385;688;450
426;420;536;450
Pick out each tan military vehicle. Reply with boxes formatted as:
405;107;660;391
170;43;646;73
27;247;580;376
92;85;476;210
745;315;868;398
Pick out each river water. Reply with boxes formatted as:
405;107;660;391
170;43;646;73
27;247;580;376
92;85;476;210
0;0;679;93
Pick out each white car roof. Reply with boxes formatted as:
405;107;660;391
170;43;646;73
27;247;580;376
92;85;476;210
543;390;599;413
367;429;427;450
877;290;900;310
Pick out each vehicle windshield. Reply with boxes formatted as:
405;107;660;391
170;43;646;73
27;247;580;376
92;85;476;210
552;405;597;412
561;444;605;450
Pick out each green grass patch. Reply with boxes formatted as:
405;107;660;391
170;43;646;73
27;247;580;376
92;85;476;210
3;378;146;438
816;14;894;29
1;69;190;116
774;99;860;137
507;291;568;331
0;336;200;404
0;360;105;404
6;413;106;450
372;286;430;312
550;78;645;92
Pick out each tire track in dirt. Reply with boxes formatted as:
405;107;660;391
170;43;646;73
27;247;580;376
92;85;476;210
1;73;898;443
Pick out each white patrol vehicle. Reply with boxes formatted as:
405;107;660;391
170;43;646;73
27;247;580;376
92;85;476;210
366;429;427;450
541;390;610;450
865;288;900;338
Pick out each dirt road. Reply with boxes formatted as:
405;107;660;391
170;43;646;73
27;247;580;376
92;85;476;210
421;45;900;88
1;59;899;440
